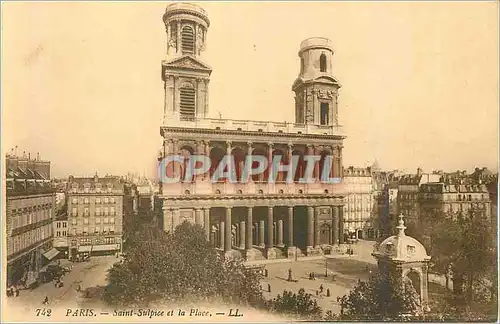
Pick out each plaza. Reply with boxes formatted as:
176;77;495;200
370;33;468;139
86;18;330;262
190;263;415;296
258;240;378;314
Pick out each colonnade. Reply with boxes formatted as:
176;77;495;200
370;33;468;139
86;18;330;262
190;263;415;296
165;204;345;259
162;139;343;183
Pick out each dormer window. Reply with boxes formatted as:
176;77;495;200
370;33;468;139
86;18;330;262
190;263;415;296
320;53;327;72
407;245;416;257
84;183;90;193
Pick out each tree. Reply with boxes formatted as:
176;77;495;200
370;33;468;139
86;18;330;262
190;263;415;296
267;288;322;320
336;272;421;321
429;208;496;305
103;221;264;307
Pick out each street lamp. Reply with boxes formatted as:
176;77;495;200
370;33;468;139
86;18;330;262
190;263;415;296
324;256;328;277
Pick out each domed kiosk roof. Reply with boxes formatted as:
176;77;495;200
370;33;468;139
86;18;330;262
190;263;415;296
372;214;431;263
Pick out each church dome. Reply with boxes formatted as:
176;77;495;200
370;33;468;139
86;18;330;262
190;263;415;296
372;214;430;262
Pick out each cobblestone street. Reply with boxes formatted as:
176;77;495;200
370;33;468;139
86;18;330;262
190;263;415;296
5;255;119;321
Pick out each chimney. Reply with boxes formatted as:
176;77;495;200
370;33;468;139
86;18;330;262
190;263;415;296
37;152;40;160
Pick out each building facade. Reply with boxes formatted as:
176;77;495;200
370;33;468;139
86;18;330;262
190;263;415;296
419;182;491;222
66;174;124;259
342;166;375;240
5;153;56;287
157;3;347;261
397;170;441;227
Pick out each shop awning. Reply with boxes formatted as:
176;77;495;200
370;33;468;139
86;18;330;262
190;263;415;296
92;244;119;252
78;245;92;252
43;248;59;260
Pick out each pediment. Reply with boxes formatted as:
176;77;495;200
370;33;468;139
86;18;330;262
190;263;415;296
314;75;341;86
163;56;212;71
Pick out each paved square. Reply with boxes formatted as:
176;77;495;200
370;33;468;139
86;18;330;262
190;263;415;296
260;240;377;314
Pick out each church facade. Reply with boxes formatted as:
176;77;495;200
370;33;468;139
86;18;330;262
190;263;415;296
157;3;347;260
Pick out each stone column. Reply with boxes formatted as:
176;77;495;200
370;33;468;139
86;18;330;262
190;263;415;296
266;207;274;248
225;207;232;252
337;145;344;178
173;208;180;230
176;20;181;53
247;142;253;183
193;141;202;181
422;266;430;311
332;206;339;245
314;207;320;247
339;206;345;244
173;76;180;114
163;208;173;233
307;206;314;248
226;141;232;183
287;206;294;246
306;144;314;181
195;208;202;226
287;143;293;182
239;220;245;249
204;208;210;241
277;220;284;246
246;207;253;249
204;79;209;116
314;146;320;181
219;220;225;250
267;143;274;182
204;141;210;180
259;220;265;248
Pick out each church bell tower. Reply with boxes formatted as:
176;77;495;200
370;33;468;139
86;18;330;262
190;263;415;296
292;37;341;126
162;3;212;122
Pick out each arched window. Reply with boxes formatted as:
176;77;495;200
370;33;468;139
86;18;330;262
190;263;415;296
181;26;195;54
320;54;327;72
320;102;329;125
179;83;195;120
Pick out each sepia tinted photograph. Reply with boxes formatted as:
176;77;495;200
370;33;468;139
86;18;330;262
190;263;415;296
1;1;498;322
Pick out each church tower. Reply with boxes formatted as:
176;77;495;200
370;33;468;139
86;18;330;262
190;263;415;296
292;37;341;126
162;3;212;122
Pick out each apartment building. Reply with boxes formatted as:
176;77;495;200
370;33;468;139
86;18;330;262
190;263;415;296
66;174;124;259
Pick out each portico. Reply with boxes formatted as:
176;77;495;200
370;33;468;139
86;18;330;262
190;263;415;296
162;195;345;260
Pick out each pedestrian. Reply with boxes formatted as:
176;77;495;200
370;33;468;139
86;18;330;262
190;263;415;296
268;284;271;293
287;268;293;282
43;296;49;305
326;288;331;297
15;289;19;297
319;284;324;294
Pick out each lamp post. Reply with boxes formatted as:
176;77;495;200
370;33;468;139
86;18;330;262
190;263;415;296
324;255;328;277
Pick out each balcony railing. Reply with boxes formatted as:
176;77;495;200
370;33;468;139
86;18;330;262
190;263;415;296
162;181;346;196
162;116;344;136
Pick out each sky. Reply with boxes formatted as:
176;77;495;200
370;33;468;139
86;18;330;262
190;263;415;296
2;1;498;178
